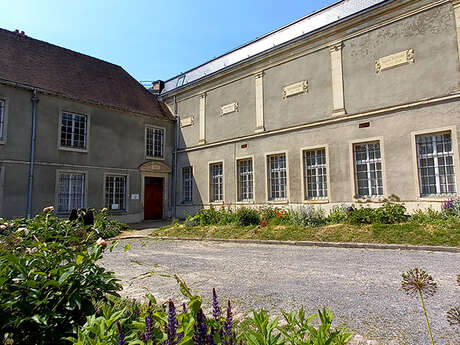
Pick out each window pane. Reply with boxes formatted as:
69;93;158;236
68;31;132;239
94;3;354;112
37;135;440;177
304;149;327;200
58;173;85;213
60;112;87;149
183;167;193;202
238;159;253;201
417;133;456;196
354;142;383;198
210;163;223;202
105;176;126;210
146;127;164;158
268;154;287;200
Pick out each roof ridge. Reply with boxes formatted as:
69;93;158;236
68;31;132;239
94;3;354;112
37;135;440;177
0;28;122;69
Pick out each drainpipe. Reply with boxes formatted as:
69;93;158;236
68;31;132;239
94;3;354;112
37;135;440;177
172;95;179;218
26;89;39;219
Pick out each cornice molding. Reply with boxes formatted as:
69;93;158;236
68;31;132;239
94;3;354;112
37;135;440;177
162;0;449;103
178;92;460;153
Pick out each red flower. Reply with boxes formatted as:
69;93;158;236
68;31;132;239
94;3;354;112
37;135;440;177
260;220;267;227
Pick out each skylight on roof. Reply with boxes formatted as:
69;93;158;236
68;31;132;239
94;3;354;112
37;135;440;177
176;75;186;87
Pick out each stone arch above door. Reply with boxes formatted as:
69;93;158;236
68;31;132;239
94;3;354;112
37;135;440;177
139;161;171;174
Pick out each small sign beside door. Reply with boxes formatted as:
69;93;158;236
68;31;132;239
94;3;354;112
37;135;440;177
131;194;139;200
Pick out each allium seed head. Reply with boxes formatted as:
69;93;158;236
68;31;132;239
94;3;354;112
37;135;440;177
401;268;437;297
447;306;460;326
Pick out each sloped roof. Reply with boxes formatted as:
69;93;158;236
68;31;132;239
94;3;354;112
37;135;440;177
162;0;389;95
0;28;173;120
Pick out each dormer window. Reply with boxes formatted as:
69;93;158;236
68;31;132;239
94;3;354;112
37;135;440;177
176;75;186;87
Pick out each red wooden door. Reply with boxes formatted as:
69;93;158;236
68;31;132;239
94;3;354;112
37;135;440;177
144;177;163;219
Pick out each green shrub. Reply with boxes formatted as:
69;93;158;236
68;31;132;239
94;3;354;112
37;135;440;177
346;207;376;225
290;206;326;227
0;209;123;345
373;203;407;224
259;206;278;222
327;205;348;224
235;207;260;226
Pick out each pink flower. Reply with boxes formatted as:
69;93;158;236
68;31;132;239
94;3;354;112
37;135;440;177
96;237;107;248
42;206;54;213
0;225;6;231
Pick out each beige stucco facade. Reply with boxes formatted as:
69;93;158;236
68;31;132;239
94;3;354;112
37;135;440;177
161;0;460;217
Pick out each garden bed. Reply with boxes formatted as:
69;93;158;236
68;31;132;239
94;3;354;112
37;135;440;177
151;222;460;247
152;203;460;247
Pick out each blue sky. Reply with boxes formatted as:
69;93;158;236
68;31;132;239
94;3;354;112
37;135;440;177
3;0;333;82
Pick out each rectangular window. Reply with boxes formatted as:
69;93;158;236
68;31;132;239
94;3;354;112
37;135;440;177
353;142;383;198
105;175;127;211
57;172;85;213
416;132;456;196
60;112;88;150
237;159;253;201
210;162;223;202
303;149;327;200
146;127;164;158
183;166;193;203
268;154;287;200
0;100;5;140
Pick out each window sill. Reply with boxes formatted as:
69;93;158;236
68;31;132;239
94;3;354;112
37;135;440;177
107;210;127;215
0;140;6;145
209;201;224;206
417;197;455;202
353;197;385;203
303;199;329;204
145;156;165;161
267;200;289;205
236;200;255;205
59;146;88;153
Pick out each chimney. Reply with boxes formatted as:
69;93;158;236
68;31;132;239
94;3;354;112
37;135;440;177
151;80;164;95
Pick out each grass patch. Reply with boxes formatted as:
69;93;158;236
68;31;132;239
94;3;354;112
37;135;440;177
152;222;460;247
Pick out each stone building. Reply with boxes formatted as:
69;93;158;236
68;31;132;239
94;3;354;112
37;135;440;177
2;0;460;220
0;29;175;222
159;0;460;217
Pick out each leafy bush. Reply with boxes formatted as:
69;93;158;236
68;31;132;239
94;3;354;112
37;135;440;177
327;205;348;224
289;206;326;227
235;207;261;226
0;209;122;345
346;203;407;225
92;208;129;239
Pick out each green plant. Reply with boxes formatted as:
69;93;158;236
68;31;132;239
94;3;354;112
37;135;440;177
235;208;260;226
373;203;407;224
279;307;352;345
290;206;326;227
243;310;282;345
327;205;348;224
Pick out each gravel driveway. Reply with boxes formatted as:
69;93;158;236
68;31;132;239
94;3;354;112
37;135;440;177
101;239;460;345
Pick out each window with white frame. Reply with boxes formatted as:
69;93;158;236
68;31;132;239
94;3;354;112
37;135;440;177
0;100;5;141
353;142;383;198
416;132;456;196
57;172;85;213
105;175;127;211
303;149;327;200
268;154;287;200
183;166;193;203
146;127;164;158
237;159;253;201
210;162;223;202
60;112;87;150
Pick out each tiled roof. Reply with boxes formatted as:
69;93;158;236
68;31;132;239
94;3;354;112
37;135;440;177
0;28;173;120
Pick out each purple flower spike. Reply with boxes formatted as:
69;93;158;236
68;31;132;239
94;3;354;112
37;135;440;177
208;327;216;345
224;300;233;337
193;308;208;345
117;321;126;345
141;314;153;343
167;300;178;345
212;288;221;320
183;302;188;313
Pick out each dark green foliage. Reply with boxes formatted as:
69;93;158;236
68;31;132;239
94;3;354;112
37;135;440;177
235;208;261;226
0;210;122;345
347;203;407;225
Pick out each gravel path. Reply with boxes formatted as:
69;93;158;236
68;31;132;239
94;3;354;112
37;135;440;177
101;239;460;345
